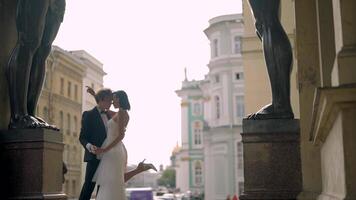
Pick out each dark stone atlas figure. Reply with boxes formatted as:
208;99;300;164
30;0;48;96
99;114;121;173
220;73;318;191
6;0;65;129
247;0;294;120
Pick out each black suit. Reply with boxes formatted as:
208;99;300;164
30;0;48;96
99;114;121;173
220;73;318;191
78;107;109;200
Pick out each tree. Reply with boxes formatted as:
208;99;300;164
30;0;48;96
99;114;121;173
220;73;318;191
157;168;176;188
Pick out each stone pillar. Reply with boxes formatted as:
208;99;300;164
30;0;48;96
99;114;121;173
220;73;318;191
294;1;323;199
309;86;356;200
0;129;67;199
0;0;17;129
240;119;302;200
331;0;356;86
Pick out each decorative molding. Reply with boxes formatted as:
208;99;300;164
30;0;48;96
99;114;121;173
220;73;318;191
310;84;356;145
181;102;189;107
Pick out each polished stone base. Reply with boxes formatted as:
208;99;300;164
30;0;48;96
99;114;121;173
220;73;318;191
0;129;67;200
240;119;302;200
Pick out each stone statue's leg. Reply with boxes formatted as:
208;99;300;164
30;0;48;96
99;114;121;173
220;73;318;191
27;0;65;131
248;0;293;119
6;0;50;129
27;0;65;116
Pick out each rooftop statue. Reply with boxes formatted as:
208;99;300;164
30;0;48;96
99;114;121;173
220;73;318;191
5;0;65;129
246;0;294;120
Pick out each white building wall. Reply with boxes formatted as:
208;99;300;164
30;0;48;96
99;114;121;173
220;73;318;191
203;14;245;199
175;151;190;193
181;101;189;150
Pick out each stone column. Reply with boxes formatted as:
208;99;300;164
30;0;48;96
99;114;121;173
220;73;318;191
240;119;302;200
331;0;356;86
294;1;323;199
0;0;17;129
0;129;67;199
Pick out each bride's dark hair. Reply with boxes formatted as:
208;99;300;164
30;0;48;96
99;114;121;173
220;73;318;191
113;90;131;110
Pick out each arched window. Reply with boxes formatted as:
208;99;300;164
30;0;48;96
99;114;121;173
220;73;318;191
195;161;203;185
215;96;220;119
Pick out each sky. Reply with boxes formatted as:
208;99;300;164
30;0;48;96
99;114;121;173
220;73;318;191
54;0;243;169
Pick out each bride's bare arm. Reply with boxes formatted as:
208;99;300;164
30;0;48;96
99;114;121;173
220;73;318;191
124;160;157;182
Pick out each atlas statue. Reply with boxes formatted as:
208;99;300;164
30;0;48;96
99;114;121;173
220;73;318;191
6;0;65;129
247;0;294;120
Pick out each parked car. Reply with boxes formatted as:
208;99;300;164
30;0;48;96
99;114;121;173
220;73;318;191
126;187;154;200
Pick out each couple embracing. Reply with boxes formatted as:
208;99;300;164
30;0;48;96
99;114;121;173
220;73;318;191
78;87;156;200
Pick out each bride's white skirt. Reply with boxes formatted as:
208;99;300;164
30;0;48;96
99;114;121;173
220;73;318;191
93;141;127;200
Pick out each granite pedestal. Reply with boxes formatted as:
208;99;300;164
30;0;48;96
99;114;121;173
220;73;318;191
240;119;302;200
0;129;66;199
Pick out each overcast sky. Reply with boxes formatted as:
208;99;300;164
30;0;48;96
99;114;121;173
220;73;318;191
54;0;243;168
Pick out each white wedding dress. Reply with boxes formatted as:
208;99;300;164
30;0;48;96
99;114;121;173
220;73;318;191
93;118;127;200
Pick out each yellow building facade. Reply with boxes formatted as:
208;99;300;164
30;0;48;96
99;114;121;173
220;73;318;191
242;0;300;118
37;46;85;198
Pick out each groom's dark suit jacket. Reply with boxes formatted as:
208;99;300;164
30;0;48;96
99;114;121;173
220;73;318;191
79;107;109;162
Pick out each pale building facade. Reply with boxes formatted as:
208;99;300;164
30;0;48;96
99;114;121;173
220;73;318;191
242;0;300;118
202;14;245;200
37;46;86;198
175;14;245;200
175;79;205;197
69;49;106;188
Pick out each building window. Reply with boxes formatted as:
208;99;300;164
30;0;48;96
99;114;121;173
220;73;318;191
195;161;203;185
63;145;68;162
67;113;71;135
215;96;220;119
234;36;242;54
73;116;78;137
74;84;78;101
214;74;220;83
43;107;48;121
193;121;202;146
60;78;64;95
237;142;243;170
59;111;64;131
235;72;244;80
67;81;71;98
236;96;245;118
213;39;219;57
193;103;201;115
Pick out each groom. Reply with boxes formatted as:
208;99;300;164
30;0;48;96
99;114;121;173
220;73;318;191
78;88;113;200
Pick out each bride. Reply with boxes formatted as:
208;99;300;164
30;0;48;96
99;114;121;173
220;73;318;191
88;88;157;200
